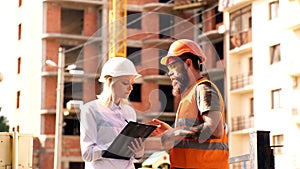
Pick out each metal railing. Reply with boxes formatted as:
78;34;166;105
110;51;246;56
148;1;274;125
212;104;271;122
230;29;252;50
230;73;253;90
231;115;254;131
229;154;250;169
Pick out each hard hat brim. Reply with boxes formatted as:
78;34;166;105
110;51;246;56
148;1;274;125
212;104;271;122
160;56;169;66
98;73;141;83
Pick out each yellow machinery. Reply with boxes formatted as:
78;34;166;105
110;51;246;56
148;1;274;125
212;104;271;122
140;151;170;169
0;127;33;169
109;0;127;58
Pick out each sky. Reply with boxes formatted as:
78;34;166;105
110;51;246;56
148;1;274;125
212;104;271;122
0;1;18;124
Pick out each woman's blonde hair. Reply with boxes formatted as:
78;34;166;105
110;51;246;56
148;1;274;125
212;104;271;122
97;76;129;107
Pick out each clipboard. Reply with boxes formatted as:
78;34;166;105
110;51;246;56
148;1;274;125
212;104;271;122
102;121;157;160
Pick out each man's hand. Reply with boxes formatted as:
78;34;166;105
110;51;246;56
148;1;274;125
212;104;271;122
147;119;172;136
161;128;196;150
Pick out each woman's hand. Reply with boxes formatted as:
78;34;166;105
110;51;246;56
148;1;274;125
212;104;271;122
148;119;172;136
128;137;145;159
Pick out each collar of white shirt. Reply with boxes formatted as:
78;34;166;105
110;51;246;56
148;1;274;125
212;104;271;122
110;103;121;111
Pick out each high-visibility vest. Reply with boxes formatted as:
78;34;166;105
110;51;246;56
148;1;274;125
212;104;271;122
170;78;229;169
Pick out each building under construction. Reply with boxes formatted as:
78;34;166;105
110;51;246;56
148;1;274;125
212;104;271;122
5;0;300;168
9;0;224;168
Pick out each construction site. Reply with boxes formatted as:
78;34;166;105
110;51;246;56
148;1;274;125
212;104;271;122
1;0;300;169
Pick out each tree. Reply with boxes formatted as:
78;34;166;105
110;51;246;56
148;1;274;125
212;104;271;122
0;115;9;132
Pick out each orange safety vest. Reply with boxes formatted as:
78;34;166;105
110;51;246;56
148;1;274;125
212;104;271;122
170;78;229;169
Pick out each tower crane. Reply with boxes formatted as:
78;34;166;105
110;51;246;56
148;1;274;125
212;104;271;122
108;0;127;58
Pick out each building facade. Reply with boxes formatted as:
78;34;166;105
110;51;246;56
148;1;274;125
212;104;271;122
8;0;224;168
221;0;300;168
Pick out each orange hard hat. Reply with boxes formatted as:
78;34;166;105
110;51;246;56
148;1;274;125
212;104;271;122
160;39;206;65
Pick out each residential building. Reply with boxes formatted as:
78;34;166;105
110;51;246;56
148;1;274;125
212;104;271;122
221;0;300;168
8;0;224;168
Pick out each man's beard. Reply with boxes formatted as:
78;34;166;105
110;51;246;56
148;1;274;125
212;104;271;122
172;69;189;96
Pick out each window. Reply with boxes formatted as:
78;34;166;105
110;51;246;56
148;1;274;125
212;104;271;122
159;13;174;39
18;24;22;40
17;91;20;109
272;134;283;155
270;44;280;64
197;10;203;33
69;162;84;169
129;84;141;102
250;97;254;116
61;45;83;71
127;11;141;29
63;82;83;108
271;88;281;109
98;10;103;36
127;47;141;65
17;57;21;74
269;0;279;20
229;5;252;49
159;50;168;75
61;8;84;35
215;6;223;25
230;5;252;35
63;114;80;135
215;41;224;62
159;0;170;2
249;57;253;75
292;76;300;89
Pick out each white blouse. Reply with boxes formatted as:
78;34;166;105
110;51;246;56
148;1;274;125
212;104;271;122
80;99;137;169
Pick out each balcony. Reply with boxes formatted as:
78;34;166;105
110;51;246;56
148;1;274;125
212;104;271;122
43;0;103;6
41;70;99;83
143;2;174;12
42;33;102;47
231;115;254;132
230;29;252;50
198;23;224;42
230;73;253;92
143;38;174;49
173;0;217;10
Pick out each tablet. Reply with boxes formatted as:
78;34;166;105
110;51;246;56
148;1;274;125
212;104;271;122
102;121;157;160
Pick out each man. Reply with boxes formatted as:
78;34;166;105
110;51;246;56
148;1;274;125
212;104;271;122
151;39;229;169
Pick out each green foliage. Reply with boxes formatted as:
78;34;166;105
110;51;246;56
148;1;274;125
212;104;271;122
0;116;9;132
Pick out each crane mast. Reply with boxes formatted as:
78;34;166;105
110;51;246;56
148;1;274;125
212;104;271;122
109;0;127;58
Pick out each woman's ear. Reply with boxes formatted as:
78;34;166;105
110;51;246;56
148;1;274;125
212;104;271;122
105;76;112;84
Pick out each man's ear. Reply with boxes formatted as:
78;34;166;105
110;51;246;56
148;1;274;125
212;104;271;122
186;59;192;68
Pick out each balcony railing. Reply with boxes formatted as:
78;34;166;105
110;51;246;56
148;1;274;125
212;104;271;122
230;29;252;50
231;115;254;132
230;73;253;91
231;161;250;169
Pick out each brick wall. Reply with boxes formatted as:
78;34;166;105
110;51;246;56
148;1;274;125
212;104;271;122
46;2;61;33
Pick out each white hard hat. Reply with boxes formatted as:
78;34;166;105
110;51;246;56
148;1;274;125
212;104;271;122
99;57;140;82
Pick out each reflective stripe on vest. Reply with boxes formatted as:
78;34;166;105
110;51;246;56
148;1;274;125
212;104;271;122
174;139;229;150
170;78;229;169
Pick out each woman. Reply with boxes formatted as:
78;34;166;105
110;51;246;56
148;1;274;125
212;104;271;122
80;57;144;169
